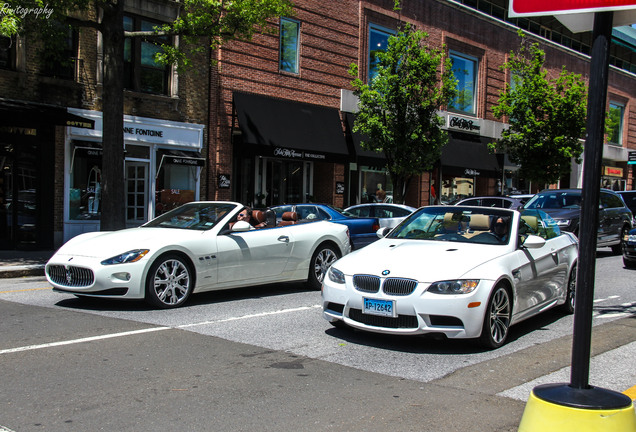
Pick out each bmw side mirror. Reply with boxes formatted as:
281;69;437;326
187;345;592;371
377;227;392;238
522;234;546;249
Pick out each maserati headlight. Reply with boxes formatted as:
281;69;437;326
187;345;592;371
427;280;479;295
328;267;345;284
101;249;149;266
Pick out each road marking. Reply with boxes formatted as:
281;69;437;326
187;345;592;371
0;287;51;294
177;304;322;329
0;305;321;355
0;327;169;355
624;385;636;401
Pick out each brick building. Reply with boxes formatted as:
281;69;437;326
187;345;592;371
0;0;209;250
207;0;636;209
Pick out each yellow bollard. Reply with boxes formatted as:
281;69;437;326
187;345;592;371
518;384;636;431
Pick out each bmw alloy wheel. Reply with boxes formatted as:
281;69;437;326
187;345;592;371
480;285;511;349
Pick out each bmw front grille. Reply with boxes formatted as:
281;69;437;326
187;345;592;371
353;275;418;296
47;265;95;287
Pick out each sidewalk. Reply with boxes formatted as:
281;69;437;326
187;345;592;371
0;250;54;278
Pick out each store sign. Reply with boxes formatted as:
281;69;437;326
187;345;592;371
448;115;481;133
628;151;636;165
604;166;623;177
273;147;327;161
218;174;231;189
510;0;636;15
165;156;204;167
336;182;345;195
465;169;481;176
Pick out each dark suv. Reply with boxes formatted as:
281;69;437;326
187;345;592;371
523;188;633;254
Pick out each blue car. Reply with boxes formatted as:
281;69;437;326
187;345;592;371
271;204;380;250
623;227;636;268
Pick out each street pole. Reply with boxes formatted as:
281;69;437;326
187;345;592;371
570;10;613;391
517;11;636;431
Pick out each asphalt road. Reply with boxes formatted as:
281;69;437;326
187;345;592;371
0;250;634;431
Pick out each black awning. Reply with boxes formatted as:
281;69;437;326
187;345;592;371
233;92;349;163
344;113;386;166
0;99;94;129
441;134;500;175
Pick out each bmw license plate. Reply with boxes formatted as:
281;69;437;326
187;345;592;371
363;298;395;317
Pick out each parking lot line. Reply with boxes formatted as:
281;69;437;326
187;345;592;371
0;327;170;355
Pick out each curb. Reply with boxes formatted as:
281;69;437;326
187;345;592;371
0;265;45;279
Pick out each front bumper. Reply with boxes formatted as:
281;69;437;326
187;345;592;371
45;254;148;299
322;275;495;339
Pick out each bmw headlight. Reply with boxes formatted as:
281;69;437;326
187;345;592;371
101;249;149;266
628;234;636;243
427;280;479;295
328;267;345;284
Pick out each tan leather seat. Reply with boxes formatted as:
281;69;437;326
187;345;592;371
278;211;298;226
251;210;266;228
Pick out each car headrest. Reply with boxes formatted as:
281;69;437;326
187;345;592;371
469;214;491;231
251;210;266;224
282;211;298;222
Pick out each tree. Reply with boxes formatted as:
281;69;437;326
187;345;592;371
490;31;587;188
349;24;456;204
1;0;293;230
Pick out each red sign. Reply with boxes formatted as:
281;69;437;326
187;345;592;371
511;0;636;15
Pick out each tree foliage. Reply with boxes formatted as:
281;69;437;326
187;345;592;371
350;24;456;204
1;0;293;230
491;32;587;187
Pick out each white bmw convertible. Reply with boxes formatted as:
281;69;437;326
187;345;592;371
322;206;578;349
46;202;351;308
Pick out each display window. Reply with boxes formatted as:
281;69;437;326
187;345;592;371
69;141;102;220
155;153;200;216
360;167;392;203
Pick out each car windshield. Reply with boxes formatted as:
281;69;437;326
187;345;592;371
388;207;513;245
143;202;236;230
524;191;581;210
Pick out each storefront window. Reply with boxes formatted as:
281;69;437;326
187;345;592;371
440;176;473;204
360;167;392;203
69;142;102;220
155;159;197;216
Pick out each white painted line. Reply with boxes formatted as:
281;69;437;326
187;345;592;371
0;327;170;355
0;425;17;432
177;304;322;329
1;304;321;355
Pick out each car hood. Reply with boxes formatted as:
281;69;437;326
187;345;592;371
333;238;508;282
52;227;204;259
536;208;579;220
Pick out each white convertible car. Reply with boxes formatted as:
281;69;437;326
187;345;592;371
322;206;578;349
46;202;351;308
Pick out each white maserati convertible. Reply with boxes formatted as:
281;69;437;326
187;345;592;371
46;202;351;308
322;206;578;349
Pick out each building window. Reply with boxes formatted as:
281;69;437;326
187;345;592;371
279;17;300;74
124;15;170;95
608;101;624;146
0;36;15;70
42;26;78;79
449;52;478;115
69;142;102;221
368;25;393;82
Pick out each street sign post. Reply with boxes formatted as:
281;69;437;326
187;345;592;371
512;3;636;431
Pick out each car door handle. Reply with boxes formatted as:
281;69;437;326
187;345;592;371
278;235;290;243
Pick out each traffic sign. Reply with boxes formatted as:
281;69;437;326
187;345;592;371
510;0;636;16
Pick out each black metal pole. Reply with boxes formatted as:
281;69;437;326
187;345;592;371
570;11;613;390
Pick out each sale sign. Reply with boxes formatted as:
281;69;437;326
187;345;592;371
510;0;636;16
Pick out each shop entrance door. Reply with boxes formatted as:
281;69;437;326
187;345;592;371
0;142;39;249
265;159;304;206
125;161;149;226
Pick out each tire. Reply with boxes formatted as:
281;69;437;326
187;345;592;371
479;285;512;349
560;264;576;314
624;256;636;269
307;244;340;290
145;254;194;308
611;226;628;255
